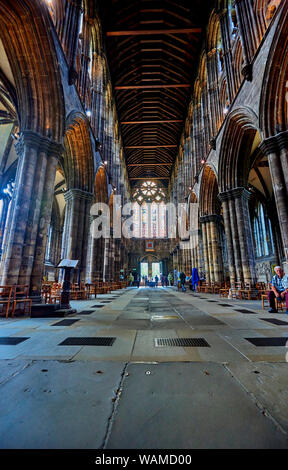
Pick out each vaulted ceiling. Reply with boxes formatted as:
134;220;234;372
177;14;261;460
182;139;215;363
99;0;214;187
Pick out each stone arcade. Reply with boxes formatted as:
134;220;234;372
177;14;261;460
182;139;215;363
0;0;288;452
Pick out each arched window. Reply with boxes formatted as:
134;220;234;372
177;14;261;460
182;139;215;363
131;181;167;238
253;202;274;258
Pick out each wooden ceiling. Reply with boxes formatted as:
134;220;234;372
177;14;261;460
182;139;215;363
99;0;214;187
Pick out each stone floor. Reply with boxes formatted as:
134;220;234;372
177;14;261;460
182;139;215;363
0;286;288;449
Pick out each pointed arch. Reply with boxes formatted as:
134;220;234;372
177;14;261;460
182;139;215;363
64;112;94;192
219;108;260;192
0;0;65;141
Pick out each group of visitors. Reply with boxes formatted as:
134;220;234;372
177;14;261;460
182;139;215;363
129;265;288;313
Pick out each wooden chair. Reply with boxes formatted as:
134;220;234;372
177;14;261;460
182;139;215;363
0;286;14;318
229;282;243;299
41;284;52;304
219;282;230;298
262;292;287;311
11;285;32;317
198;282;209;293
50;283;61;303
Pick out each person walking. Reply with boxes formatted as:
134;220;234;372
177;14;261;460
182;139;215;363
180;271;186;292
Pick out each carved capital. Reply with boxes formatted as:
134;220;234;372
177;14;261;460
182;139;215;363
218;187;251;202
64;188;94;202
260;131;288;156
15;130;63;158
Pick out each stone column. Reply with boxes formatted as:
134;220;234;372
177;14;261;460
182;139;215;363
200;218;210;283
234;190;256;284
61;0;82;85
218;196;236;284
218;8;237;102
0;195;11;257
29;149;62;300
206;49;221;136
208;214;224;283
260;132;288;264
0;132;63;295
218;188;256;284
234;0;258;81
62;188;93;283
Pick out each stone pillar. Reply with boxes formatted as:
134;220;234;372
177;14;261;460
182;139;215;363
200;218;210;283
208;214;224;283
218;188;256;284
218;197;236;284
228;197;243;281
0;131;63;295
62;188;93;283
29;152;60;300
218;8;237;102
0;195;11;257
61;0;82;85
206;49;221;136
260;132;288;265
234;0;258;81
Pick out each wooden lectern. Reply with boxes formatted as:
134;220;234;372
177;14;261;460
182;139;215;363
57;259;79;309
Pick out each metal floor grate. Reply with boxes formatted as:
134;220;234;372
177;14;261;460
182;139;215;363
77;310;94;315
59;337;116;346
235;309;257;314
260;318;288;326
0;337;29;345
91;305;104;308
245;337;288;346
218;303;232;307
51;319;80;326
155;337;210;347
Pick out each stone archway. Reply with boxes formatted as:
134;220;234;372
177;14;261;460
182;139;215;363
61;113;94;282
218;109;260;285
199;166;225;283
0;1;65;297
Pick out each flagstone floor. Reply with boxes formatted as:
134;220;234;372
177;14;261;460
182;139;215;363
0;286;288;449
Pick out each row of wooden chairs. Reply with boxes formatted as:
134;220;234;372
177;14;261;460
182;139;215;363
0;285;31;318
197;281;270;301
41;281;126;304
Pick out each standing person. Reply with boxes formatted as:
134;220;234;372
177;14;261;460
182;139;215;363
174;268;178;287
155;275;159;287
191;267;199;292
180;271;186;292
129;272;134;287
136;273;140;288
168;272;173;286
267;266;288;313
161;274;165;287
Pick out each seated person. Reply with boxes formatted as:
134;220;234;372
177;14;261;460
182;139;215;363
268;266;288;313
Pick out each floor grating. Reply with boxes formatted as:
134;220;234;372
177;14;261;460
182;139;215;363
51;319;80;326
245;337;288;346
59;337;116;346
155;337;210;347
234;309;258;314
77;310;94;315
260;318;288;326
0;337;30;345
